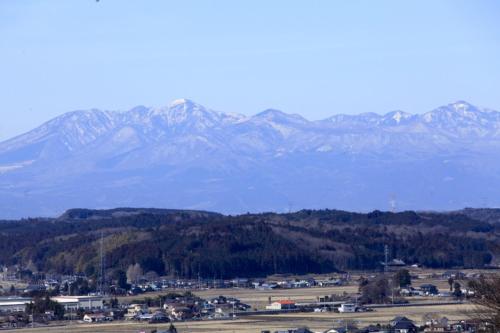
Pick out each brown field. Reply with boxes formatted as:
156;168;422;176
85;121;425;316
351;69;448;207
0;281;27;290
118;268;492;310
120;285;359;310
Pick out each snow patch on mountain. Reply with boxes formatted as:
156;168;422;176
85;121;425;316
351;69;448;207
1;99;500;218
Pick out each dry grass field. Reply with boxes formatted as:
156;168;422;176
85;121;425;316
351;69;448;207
118;268;491;310
194;286;358;309
0;281;27;291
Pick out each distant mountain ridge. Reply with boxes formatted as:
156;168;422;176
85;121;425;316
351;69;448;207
1;99;500;218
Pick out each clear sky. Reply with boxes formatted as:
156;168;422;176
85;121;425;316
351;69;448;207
1;0;500;140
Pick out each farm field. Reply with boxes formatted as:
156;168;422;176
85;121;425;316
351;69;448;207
120;285;359;310
118;268;491;310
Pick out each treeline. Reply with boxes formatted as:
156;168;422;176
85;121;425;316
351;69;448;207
0;208;498;279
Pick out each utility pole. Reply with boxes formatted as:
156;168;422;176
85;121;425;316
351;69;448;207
384;244;389;274
388;277;394;304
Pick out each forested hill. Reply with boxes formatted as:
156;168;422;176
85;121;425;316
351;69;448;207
455;208;500;225
0;208;498;279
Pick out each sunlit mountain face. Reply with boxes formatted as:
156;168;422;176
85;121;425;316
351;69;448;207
1;99;500;219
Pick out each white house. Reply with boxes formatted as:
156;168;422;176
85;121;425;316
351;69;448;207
83;313;110;323
125;303;148;320
265;300;296;310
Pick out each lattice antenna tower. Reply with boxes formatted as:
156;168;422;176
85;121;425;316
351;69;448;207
389;194;397;213
384;244;389;273
98;231;105;295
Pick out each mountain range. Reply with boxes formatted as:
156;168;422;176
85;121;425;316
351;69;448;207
1;99;500;219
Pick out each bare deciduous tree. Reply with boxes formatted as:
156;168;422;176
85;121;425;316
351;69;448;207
467;274;500;331
126;263;143;284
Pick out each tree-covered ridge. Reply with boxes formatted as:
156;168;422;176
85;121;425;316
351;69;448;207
0;208;498;279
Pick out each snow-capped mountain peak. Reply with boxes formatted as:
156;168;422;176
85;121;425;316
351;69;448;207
141;99;233;130
422;101;487;124
382;110;413;125
253;109;308;124
0;108;116;156
2;99;500;218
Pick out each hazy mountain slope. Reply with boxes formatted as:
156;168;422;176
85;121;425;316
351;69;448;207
1;99;500;218
455;208;500;225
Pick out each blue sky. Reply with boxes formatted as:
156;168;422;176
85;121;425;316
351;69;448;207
1;0;500;140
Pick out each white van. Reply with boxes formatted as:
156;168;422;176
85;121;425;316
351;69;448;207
338;303;357;313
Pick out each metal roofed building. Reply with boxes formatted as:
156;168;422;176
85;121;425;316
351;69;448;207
50;295;104;310
0;297;32;313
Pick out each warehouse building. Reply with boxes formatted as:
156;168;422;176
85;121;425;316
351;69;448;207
50;295;104;310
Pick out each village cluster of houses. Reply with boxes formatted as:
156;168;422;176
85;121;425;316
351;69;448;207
81;293;255;325
1;263;354;298
127;275;351;296
3;263;482;301
0;292;255;327
125;294;251;323
1;264;494;331
3;260;484;301
0;290;490;332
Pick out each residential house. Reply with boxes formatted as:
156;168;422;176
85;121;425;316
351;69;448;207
265;300;296;310
324;326;360;333
420;284;439;295
168;305;193;320
274;328;314;333
255;282;279;290
83;313;108;323
149;311;169;323
124;303;148;320
390;317;417;333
